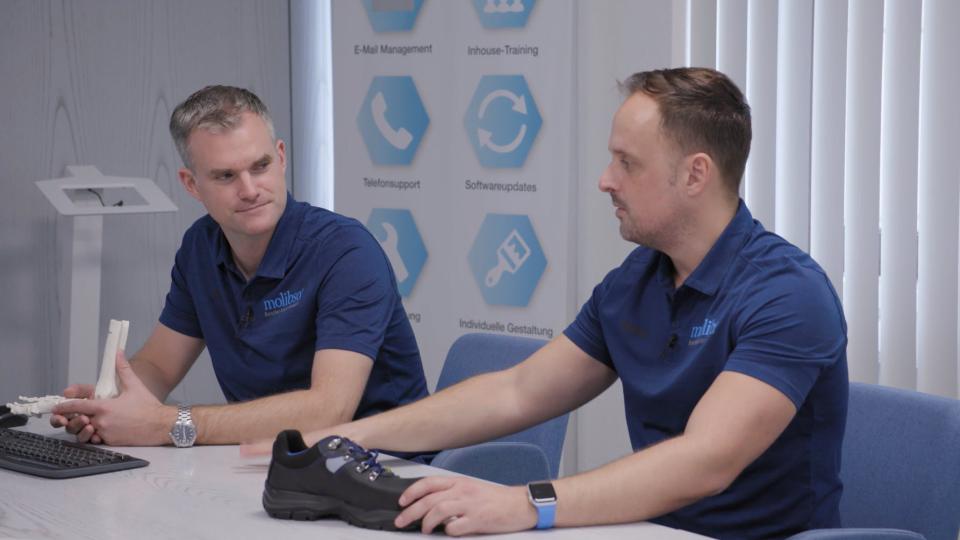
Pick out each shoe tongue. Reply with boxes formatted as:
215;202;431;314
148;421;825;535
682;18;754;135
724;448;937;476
376;466;398;478
315;436;406;480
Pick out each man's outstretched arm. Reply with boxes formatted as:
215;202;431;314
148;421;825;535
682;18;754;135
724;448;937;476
243;335;619;456
53;328;373;446
393;370;798;536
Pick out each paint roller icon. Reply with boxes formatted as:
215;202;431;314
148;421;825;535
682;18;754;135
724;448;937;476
485;229;531;287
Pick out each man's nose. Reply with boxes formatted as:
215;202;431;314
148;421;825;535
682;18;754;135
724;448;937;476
598;164;615;193
237;172;258;200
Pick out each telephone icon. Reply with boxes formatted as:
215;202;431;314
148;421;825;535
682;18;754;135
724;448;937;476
372;92;413;150
357;76;428;165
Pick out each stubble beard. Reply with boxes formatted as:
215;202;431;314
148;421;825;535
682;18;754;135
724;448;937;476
619;216;659;249
619;206;686;253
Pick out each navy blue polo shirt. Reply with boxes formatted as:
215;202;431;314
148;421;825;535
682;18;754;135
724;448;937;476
159;193;428;419
565;201;848;540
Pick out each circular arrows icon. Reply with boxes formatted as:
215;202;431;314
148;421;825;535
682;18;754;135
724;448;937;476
476;89;528;154
478;125;527;154
479;89;527;117
464;75;542;168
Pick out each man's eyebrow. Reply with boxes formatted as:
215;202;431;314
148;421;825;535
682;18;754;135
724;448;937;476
208;167;235;177
208;154;272;176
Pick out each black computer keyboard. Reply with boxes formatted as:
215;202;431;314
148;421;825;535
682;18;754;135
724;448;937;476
0;427;149;479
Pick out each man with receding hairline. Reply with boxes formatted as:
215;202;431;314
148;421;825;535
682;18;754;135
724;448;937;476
276;68;848;539
51;85;429;449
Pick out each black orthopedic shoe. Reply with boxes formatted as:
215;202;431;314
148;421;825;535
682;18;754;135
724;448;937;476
262;430;421;531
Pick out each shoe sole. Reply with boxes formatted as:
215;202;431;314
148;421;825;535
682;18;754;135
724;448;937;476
262;485;417;532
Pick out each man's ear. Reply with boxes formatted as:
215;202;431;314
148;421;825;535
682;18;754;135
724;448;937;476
178;167;202;202
276;139;287;173
684;153;714;196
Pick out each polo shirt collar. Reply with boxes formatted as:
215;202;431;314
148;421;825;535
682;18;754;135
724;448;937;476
680;199;754;296
214;192;305;280
214;230;233;270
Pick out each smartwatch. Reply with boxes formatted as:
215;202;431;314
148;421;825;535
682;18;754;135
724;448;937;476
526;481;557;529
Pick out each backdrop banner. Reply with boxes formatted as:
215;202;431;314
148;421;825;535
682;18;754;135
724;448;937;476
332;0;576;385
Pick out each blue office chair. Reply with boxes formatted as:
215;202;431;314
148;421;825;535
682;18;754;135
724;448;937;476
788;382;960;540
429;333;569;485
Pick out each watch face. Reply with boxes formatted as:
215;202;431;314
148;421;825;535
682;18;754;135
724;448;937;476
171;422;196;446
528;482;556;502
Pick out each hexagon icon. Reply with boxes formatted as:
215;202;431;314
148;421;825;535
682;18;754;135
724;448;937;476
367;208;427;297
472;0;536;29
468;214;546;306
362;0;425;32
464;75;542;168
357;76;429;165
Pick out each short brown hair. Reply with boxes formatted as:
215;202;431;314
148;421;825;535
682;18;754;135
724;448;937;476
620;68;751;193
169;85;275;169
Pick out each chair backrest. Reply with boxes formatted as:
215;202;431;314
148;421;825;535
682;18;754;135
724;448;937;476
430;442;552;486
841;382;960;540
436;332;568;478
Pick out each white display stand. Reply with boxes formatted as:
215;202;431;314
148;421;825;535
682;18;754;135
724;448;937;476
35;166;177;385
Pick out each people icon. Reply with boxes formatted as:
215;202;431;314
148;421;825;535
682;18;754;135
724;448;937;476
484;0;525;14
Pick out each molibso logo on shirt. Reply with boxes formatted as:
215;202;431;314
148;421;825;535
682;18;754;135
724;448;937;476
263;289;305;317
688;317;719;346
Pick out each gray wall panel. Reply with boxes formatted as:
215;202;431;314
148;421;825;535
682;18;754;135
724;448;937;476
573;0;674;473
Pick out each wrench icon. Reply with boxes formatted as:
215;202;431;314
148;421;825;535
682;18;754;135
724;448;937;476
377;222;409;283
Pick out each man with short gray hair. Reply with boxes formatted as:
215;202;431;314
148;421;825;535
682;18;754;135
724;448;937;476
51;85;429;448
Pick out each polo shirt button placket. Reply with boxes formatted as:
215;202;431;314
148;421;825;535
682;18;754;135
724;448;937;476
239;304;254;333
664;294;682;360
238;282;257;334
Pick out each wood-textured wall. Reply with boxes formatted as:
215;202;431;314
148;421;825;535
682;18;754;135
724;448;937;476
0;0;291;404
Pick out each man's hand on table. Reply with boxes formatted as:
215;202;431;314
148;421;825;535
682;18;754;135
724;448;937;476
395;476;538;536
51;350;175;446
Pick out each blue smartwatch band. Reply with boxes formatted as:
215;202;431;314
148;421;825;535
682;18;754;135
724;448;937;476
535;502;556;529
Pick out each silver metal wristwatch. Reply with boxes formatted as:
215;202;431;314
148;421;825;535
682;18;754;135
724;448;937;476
169;405;197;448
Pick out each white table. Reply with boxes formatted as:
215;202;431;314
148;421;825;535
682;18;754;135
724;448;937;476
0;421;711;540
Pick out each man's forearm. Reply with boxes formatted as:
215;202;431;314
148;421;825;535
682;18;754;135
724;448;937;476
552;434;733;527
126;324;205;402
130;355;178;402
344;370;536;452
342;336;614;453
191;388;356;445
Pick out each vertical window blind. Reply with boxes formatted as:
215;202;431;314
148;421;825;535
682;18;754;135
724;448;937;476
682;0;960;398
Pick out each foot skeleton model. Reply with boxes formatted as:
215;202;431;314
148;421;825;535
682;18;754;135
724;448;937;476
6;320;129;416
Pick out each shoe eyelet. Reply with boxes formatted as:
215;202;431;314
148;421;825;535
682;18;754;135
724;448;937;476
327;437;342;449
